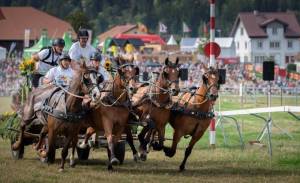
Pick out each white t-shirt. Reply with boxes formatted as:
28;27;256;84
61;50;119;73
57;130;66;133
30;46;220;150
44;66;74;86
69;42;96;62
37;48;60;75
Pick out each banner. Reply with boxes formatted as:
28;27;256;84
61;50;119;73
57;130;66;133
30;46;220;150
24;29;30;48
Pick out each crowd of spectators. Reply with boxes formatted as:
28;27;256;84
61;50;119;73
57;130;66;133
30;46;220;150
0;55;299;97
0;57;23;96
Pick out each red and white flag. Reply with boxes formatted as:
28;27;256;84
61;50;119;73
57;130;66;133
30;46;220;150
183;22;191;33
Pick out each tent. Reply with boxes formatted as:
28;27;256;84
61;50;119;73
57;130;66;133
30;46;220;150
167;35;177;45
92;38;100;48
0;46;6;60
23;33;51;59
63;32;73;52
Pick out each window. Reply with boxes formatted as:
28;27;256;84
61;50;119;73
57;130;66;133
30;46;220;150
255;56;259;63
257;41;263;48
240;27;244;36
270;41;280;49
245;42;247;49
288;41;293;48
272;27;278;35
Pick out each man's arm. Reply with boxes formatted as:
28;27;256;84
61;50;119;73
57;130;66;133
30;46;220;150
43;68;55;84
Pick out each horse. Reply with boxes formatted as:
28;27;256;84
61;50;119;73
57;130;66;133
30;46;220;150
79;58;140;170
163;66;220;171
12;61;101;171
131;57;180;161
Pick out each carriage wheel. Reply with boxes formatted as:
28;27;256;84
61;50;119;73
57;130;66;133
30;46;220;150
76;146;90;160
114;141;126;165
10;140;24;160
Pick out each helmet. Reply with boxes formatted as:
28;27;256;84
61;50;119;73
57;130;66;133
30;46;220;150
78;29;89;38
59;52;71;61
90;52;102;61
52;38;65;47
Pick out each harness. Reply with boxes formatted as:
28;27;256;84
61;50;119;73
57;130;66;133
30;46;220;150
41;87;87;122
40;47;59;67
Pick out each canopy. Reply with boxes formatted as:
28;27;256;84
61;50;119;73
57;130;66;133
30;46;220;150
167;35;177;45
23;32;51;59
63;32;73;52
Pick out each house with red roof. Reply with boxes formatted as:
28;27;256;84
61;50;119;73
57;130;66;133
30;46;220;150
0;7;75;51
230;11;300;67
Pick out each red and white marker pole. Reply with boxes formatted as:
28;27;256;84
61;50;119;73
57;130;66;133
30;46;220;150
209;0;216;147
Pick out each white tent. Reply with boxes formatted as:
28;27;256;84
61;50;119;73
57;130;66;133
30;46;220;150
167;35;177;45
0;46;7;60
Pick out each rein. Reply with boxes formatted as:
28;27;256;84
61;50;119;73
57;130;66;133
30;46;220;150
56;84;90;100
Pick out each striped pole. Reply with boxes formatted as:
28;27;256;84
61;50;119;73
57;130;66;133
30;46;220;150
209;0;216;147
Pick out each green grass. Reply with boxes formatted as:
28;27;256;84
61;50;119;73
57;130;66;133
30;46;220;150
0;97;12;114
0;96;300;182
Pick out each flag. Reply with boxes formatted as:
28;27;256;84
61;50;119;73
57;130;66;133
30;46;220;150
203;22;208;37
159;22;167;33
24;29;30;48
183;22;191;33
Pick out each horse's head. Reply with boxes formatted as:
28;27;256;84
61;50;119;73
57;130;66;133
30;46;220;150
202;65;220;101
115;58;139;97
160;57;180;96
76;61;101;102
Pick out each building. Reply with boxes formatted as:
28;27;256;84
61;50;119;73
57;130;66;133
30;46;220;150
215;37;238;64
180;38;200;53
98;24;147;43
0;7;75;52
230;11;300;67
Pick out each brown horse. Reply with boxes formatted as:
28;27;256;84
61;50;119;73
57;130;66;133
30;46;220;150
163;66;220;171
132;57;180;160
80;59;139;170
13;62;101;171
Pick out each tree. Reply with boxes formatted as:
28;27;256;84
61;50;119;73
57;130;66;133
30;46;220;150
66;10;92;32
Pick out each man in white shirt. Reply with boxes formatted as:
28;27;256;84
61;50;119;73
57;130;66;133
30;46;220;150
69;29;96;69
31;38;65;88
43;53;73;87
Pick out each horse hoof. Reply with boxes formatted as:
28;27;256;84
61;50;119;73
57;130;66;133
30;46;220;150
164;147;175;157
70;161;76;168
58;168;64;172
110;158;120;165
38;149;47;158
140;153;147;161
12;142;20;150
152;142;163;151
133;153;139;162
179;165;185;172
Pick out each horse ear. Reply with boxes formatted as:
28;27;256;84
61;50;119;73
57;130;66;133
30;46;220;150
79;59;87;69
115;57;120;66
118;68;123;76
164;57;169;66
175;57;179;65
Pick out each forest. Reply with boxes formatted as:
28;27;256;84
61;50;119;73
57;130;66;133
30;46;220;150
1;0;300;37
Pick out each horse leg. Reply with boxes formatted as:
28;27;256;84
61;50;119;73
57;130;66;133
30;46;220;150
78;127;95;149
125;126;139;162
103;119;119;170
179;130;205;171
59;134;72;172
138;126;149;161
164;129;183;158
70;132;78;168
46;123;56;164
152;127;165;151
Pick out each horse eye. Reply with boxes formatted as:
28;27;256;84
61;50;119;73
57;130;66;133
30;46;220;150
84;73;89;79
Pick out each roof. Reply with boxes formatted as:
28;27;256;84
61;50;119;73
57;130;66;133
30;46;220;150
0;7;75;40
98;24;137;42
180;38;199;47
230;11;300;38
215;37;234;48
115;34;166;45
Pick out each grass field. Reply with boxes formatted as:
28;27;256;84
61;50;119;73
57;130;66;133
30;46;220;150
0;95;300;183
